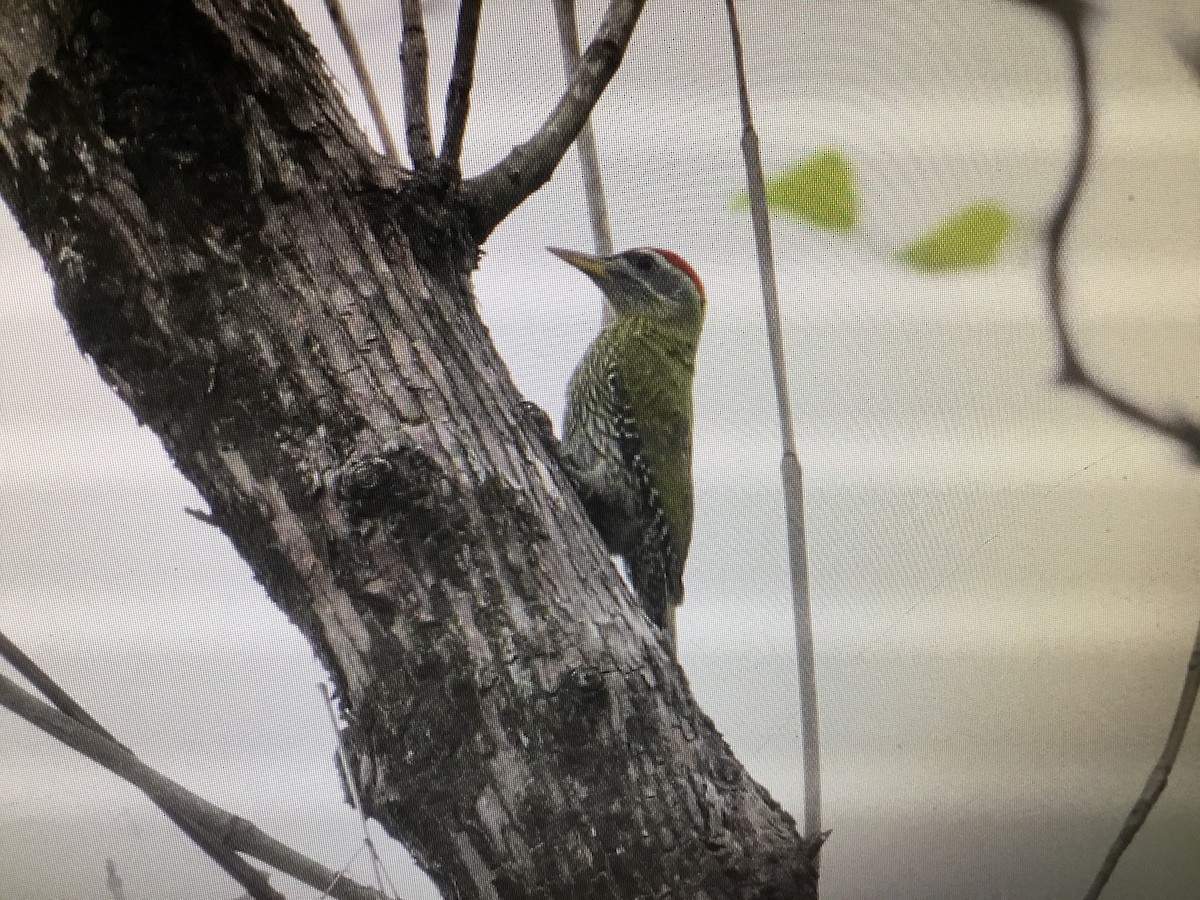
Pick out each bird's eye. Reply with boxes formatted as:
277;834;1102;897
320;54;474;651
630;253;656;273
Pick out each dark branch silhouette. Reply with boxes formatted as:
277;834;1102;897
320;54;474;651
461;0;646;240
398;0;436;169
1034;3;1200;462
0;631;390;900
1170;34;1200;81
1082;618;1200;900
440;0;483;169
1014;5;1200;896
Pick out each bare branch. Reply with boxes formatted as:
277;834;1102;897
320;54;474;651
398;0;436;169
551;0;615;259
0;635;391;900
319;684;397;898
461;0;645;240
1012;8;1200;896
440;0;483;169
0;628;116;740
0;666;283;900
0;630;281;899
322;0;400;160
1083;618;1200;900
1039;7;1200;462
723;0;822;845
185;505;219;526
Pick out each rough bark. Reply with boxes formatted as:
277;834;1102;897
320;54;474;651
0;1;818;897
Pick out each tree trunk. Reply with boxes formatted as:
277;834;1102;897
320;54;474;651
0;1;818;897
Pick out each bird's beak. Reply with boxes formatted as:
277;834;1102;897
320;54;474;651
548;246;610;282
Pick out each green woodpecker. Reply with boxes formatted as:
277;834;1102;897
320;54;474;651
549;246;706;631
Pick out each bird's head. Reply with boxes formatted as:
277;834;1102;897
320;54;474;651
549;246;706;334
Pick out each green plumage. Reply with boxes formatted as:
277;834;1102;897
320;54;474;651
610;318;696;558
552;247;705;630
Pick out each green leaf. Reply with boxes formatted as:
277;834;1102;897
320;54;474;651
899;202;1013;272
733;149;858;232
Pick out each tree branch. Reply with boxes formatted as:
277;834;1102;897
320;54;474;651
1008;8;1200;895
0;631;391;900
550;0;615;259
398;0;437;169
322;0;400;160
440;0;483;169
722;0;822;847
0;631;285;900
1082;617;1200;900
0;628;116;740
461;0;645;240
1038;5;1200;462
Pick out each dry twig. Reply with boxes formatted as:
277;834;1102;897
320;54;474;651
1013;5;1200;895
1082;619;1200;899
441;0;484;168
462;0;645;239
551;0;615;259
722;0;822;845
1034;2;1200;462
322;0;400;159
398;0;436;169
0;632;390;900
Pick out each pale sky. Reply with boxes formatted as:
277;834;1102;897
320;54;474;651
1;2;1198;898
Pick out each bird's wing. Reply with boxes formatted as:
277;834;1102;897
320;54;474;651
615;347;695;559
610;363;686;609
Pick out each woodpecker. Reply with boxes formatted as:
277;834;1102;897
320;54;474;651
549;246;706;634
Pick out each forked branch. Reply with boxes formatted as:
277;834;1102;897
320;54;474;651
0;631;284;900
1037;3;1200;462
1013;5;1200;895
0;632;390;900
461;0;645;240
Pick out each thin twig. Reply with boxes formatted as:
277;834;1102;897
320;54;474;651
722;0;821;846
440;0;484;169
398;0;436;170
0;635;391;900
322;0;400;160
461;0;646;240
1013;9;1200;895
320;683;397;899
1082;618;1200;900
551;0;616;260
184;505;219;526
1039;6;1200;463
0;667;284;900
0;631;282;899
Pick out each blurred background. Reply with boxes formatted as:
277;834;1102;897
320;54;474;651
1;1;1197;897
